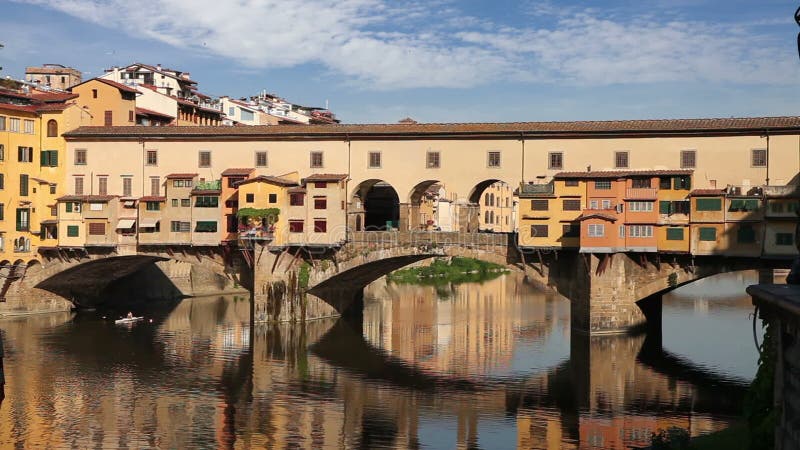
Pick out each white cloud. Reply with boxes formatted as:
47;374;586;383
17;0;800;89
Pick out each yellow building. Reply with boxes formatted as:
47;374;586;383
236;174;298;247
479;181;514;232
70;78;137;126
762;186;800;257
517;178;584;249
688;189;726;255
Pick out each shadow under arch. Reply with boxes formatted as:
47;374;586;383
468;179;503;204
351;179;400;231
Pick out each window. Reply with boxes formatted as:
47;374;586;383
18;146;33;162
50;206;57;216
314;182;327;188
601;199;611;209
0;116;5;131
427;151;440;168
660;200;690;215
530;224;548;237
666;228;685;241
227;177;245;188
548;152;563;170
47;119;58;137
595;180;611;190
0;203;4;221
145;201;160;211
146;150;158;166
310;151;324;168
122;177;132;197
9;118;20;132
0;143;4;161
737;225;756;243
181;199;190;207
268;193;277;204
695;198;722;211
172;199;179;207
67;225;79;237
195;221;218;232
530;199;549;211
628;201;654;212
488;151;501;167
98;177;108;195
562;223;580;237
195;196;219;207
289;220;304;233
564;180;579;187
699;227;717;241
314;197;327;209
74;148;87;165
173;179;192;188
751;149;767;167
368;151;381;168
659;177;672;190
150;177;160;196
198;151;211;167
88;223;105;235
255;151;268;167
729;199;759;212
245;193;254;203
673;175;691;190
588;223;605;237
104;111;112;126
0;174;3;190
290;193;304;206
614;151;629;169
15;208;29;231
92;89;97;99
769;201;784;213
171;221;191;232
128;110;134;122
680;150;696;168
19;174;28;196
40;150;58;167
23;119;34;134
776;233;794;246
74;177;84;195
631;178;651;189
619;225;625;238
65;202;80;213
629;225;653;238
314;219;327;233
590;199;598;209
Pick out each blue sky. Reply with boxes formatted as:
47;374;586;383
1;0;798;123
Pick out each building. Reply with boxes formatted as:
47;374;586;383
220;93;339;126
479;181;515;232
517;178;583;249
70;78;137;126
762;185;800;258
723;185;764;257
688;189;726;255
102;63;197;99
25;64;82;90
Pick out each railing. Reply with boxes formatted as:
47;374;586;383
625;188;658;199
519;183;554;195
762;185;800;197
194;180;221;191
348;231;508;247
239;227;274;241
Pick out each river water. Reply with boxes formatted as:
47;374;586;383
0;271;760;449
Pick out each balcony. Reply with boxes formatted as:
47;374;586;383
519;183;554;196
239;226;274;242
762;185;800;198
625;188;657;199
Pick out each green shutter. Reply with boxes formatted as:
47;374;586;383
695;198;722;211
737;225;756;243
19;174;28;196
744;199;760;211
50;151;58;167
699;227;717;241
65;202;72;213
659;201;671;214
40;151;48;166
666;228;684;240
729;199;745;211
195;221;217;232
67;225;79;237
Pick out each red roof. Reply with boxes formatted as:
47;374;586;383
28;91;79;103
135;107;175;120
56;195;117;202
165;173;198;179
689;189;726;197
0;103;38;114
235;175;297;187
576;212;618;222
304;173;348;182
555;169;692;179
72;78;139;94
190;189;221;196
287;187;307;193
221;168;254;176
139;196;165;202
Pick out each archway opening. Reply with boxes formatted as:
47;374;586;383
407;180;444;231
352;179;400;231
468;180;515;233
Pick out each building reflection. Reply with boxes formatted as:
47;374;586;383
0;275;750;449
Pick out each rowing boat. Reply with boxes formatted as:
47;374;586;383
115;316;144;325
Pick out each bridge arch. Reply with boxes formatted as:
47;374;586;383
407;180;442;231
351;179;400;231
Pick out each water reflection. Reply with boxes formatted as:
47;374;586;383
0;273;757;449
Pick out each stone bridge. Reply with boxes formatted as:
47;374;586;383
0;246;248;315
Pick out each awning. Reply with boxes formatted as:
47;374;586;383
116;219;136;229
139;218;159;228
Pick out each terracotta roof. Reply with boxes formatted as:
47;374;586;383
576;212;618;222
689;189;726;197
28;91;79;102
165;173;198;179
56;195;117;202
221;168;254;176
139;196;165;201
72;78;138;94
304;173;348;182
228;98;256;109
190;189;221;196
555;169;692;179
0;103;38;114
235;175;298;187
135;107;174;119
36;103;72;112
63;116;800;140
287;187;307;193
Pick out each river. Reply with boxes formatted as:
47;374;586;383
0;271;760;449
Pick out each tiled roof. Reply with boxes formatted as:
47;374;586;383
56;195;117;202
287;187;307;193
28;91;79;102
63;116;800;139
555;169;693;179
72;78;139;94
190;189;221;196
139;196;165;201
221;168;254;176
689;189;726;197
576;212;618;222
0;103;38;114
304;173;348;182
135;107;175;119
165;173;198;179
235;175;298;187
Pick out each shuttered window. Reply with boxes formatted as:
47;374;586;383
666;228;684;241
776;233;794;246
19;174;28;196
530;224;548;237
314;220;327;233
67;225;79;237
695;198;722;211
737;225;756;243
699;227;717;241
40;150;58;167
195;221;218;232
562;199;581;211
88;223;105;235
530;199;549;211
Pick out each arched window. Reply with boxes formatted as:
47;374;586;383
484;211;490;223
47;119;58;137
489;211;494;224
484;194;490;206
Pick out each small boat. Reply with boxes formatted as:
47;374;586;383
114;316;144;325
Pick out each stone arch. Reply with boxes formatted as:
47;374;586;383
407;180;443;231
468;179;503;204
351;179;400;231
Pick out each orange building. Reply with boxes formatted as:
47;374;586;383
220;168;255;242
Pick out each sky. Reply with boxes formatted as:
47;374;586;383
1;0;798;123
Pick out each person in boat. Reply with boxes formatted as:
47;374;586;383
126;312;133;319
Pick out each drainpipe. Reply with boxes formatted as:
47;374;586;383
763;130;770;186
346;133;351;243
520;132;525;185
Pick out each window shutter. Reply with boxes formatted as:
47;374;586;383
659;201;670;214
66;202;72;213
40;151;47;166
50;151;58;167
